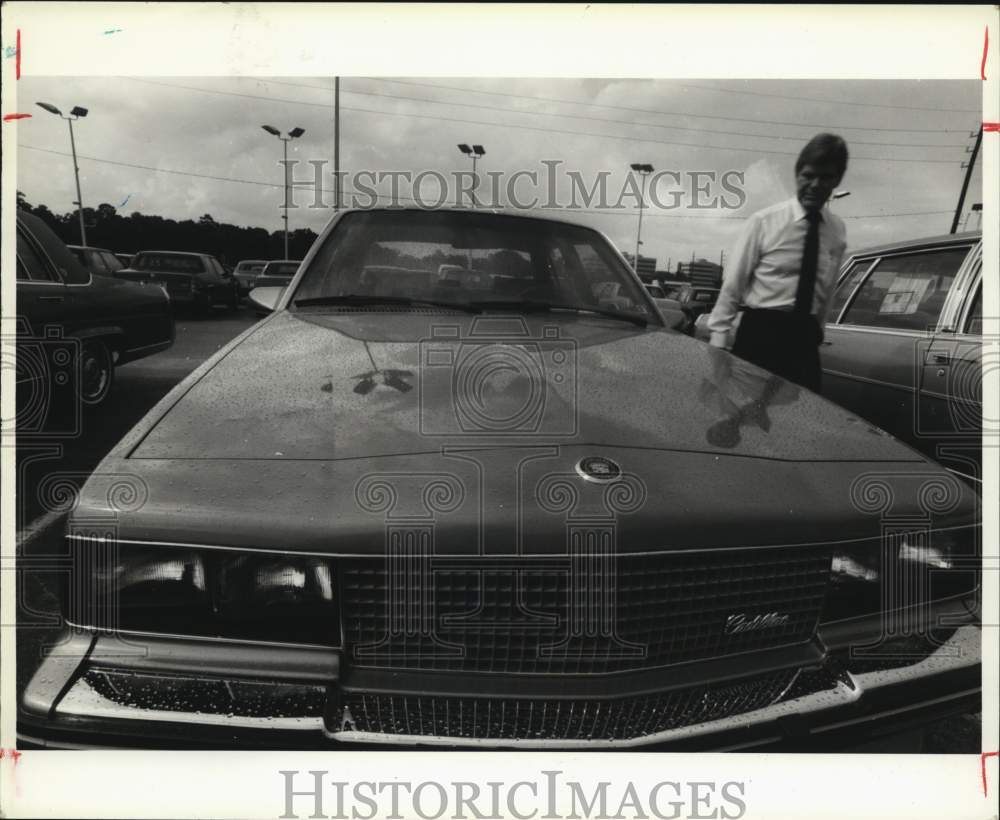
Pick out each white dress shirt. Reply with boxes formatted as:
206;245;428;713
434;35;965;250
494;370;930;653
707;197;847;348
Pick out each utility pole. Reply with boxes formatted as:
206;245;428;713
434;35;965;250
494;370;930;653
334;77;341;211
951;126;982;234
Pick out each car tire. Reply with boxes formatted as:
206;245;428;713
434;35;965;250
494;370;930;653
79;340;114;406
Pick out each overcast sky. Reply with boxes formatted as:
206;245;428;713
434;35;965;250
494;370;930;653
15;76;983;267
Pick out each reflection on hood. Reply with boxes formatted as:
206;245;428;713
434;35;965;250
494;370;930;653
698;346;800;448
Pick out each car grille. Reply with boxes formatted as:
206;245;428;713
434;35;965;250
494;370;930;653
333;670;796;741
340;548;833;674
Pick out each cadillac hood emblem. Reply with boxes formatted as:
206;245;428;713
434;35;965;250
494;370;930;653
575;456;622;483
724;612;791;635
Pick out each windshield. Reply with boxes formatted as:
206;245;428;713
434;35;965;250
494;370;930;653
237;261;266;273
133;253;206;273
292;211;654;320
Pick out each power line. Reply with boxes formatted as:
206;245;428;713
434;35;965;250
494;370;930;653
121;79;966;164
660;81;981;114
333;85;967;149
18;145;959;220
231;77;970;146
360;78;977;134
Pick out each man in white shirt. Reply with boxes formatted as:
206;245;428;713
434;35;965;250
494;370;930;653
706;133;849;392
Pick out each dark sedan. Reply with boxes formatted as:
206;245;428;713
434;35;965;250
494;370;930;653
20;209;980;750
14;212;174;411
115;250;239;311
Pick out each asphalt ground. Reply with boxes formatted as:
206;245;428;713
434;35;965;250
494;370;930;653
10;302;980;751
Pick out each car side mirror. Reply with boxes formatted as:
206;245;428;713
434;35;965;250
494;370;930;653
248;286;284;315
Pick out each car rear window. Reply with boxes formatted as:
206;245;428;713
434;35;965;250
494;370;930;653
264;262;300;276
839;247;971;331
133;253;206;273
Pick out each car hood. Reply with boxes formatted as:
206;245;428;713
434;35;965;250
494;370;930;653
128;310;921;464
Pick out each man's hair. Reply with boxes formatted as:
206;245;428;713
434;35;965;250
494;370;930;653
795;133;849;176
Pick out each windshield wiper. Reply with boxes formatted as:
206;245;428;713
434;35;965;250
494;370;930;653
293;294;482;313
468;300;648;327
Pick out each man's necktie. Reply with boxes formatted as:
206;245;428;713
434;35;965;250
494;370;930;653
794;211;822;314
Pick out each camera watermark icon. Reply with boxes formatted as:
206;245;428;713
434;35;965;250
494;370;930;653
6;471;153;659
350;455;650;668
912;333;997;445
846;471;981;660
418;318;578;438
1;319;83;441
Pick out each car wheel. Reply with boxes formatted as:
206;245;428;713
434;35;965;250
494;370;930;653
79;340;114;406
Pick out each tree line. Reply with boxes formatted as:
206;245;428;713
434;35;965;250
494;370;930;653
16;192;319;266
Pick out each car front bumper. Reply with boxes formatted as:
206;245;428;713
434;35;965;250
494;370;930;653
18;611;981;751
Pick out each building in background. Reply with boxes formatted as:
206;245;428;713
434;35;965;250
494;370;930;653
677;258;723;288
621;252;658;281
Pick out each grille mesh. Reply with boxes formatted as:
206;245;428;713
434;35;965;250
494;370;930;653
335;671;795;741
341;548;833;674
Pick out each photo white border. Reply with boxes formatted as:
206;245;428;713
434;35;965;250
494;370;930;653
1;3;997;818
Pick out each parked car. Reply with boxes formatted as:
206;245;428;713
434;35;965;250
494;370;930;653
248;260;302;316
694;231;984;486
820;231;983;484
114;250;239;311
20;209;980;750
14;212;174;411
659;284;721;335
67;245;125;277
644;283;681;324
233;259;268;296
251;259;302;289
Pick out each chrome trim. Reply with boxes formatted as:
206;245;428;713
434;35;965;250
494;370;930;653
63;523;979;559
830;256;879;325
825;324;930;339
321;624;977;748
55;676;325;731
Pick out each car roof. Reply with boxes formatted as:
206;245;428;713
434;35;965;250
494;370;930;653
17;212;91;281
135;250;214;258
67;245;114;253
846;230;981;259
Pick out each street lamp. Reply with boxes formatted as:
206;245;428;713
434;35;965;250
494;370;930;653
629;163;654;274
36;101;89;246
457;143;486;207
261;125;306;258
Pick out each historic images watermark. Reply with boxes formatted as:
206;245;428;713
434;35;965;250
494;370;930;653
346;316;649;669
277;160;748;212
279;770;748;820
845;471;984;659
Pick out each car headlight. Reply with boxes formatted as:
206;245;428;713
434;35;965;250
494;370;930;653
821;526;979;625
69;542;339;646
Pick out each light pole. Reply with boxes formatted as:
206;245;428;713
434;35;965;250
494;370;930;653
262;125;305;258
37;102;89;246
457;144;485;207
629;163;654;274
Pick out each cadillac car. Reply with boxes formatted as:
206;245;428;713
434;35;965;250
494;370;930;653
19;209;981;750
